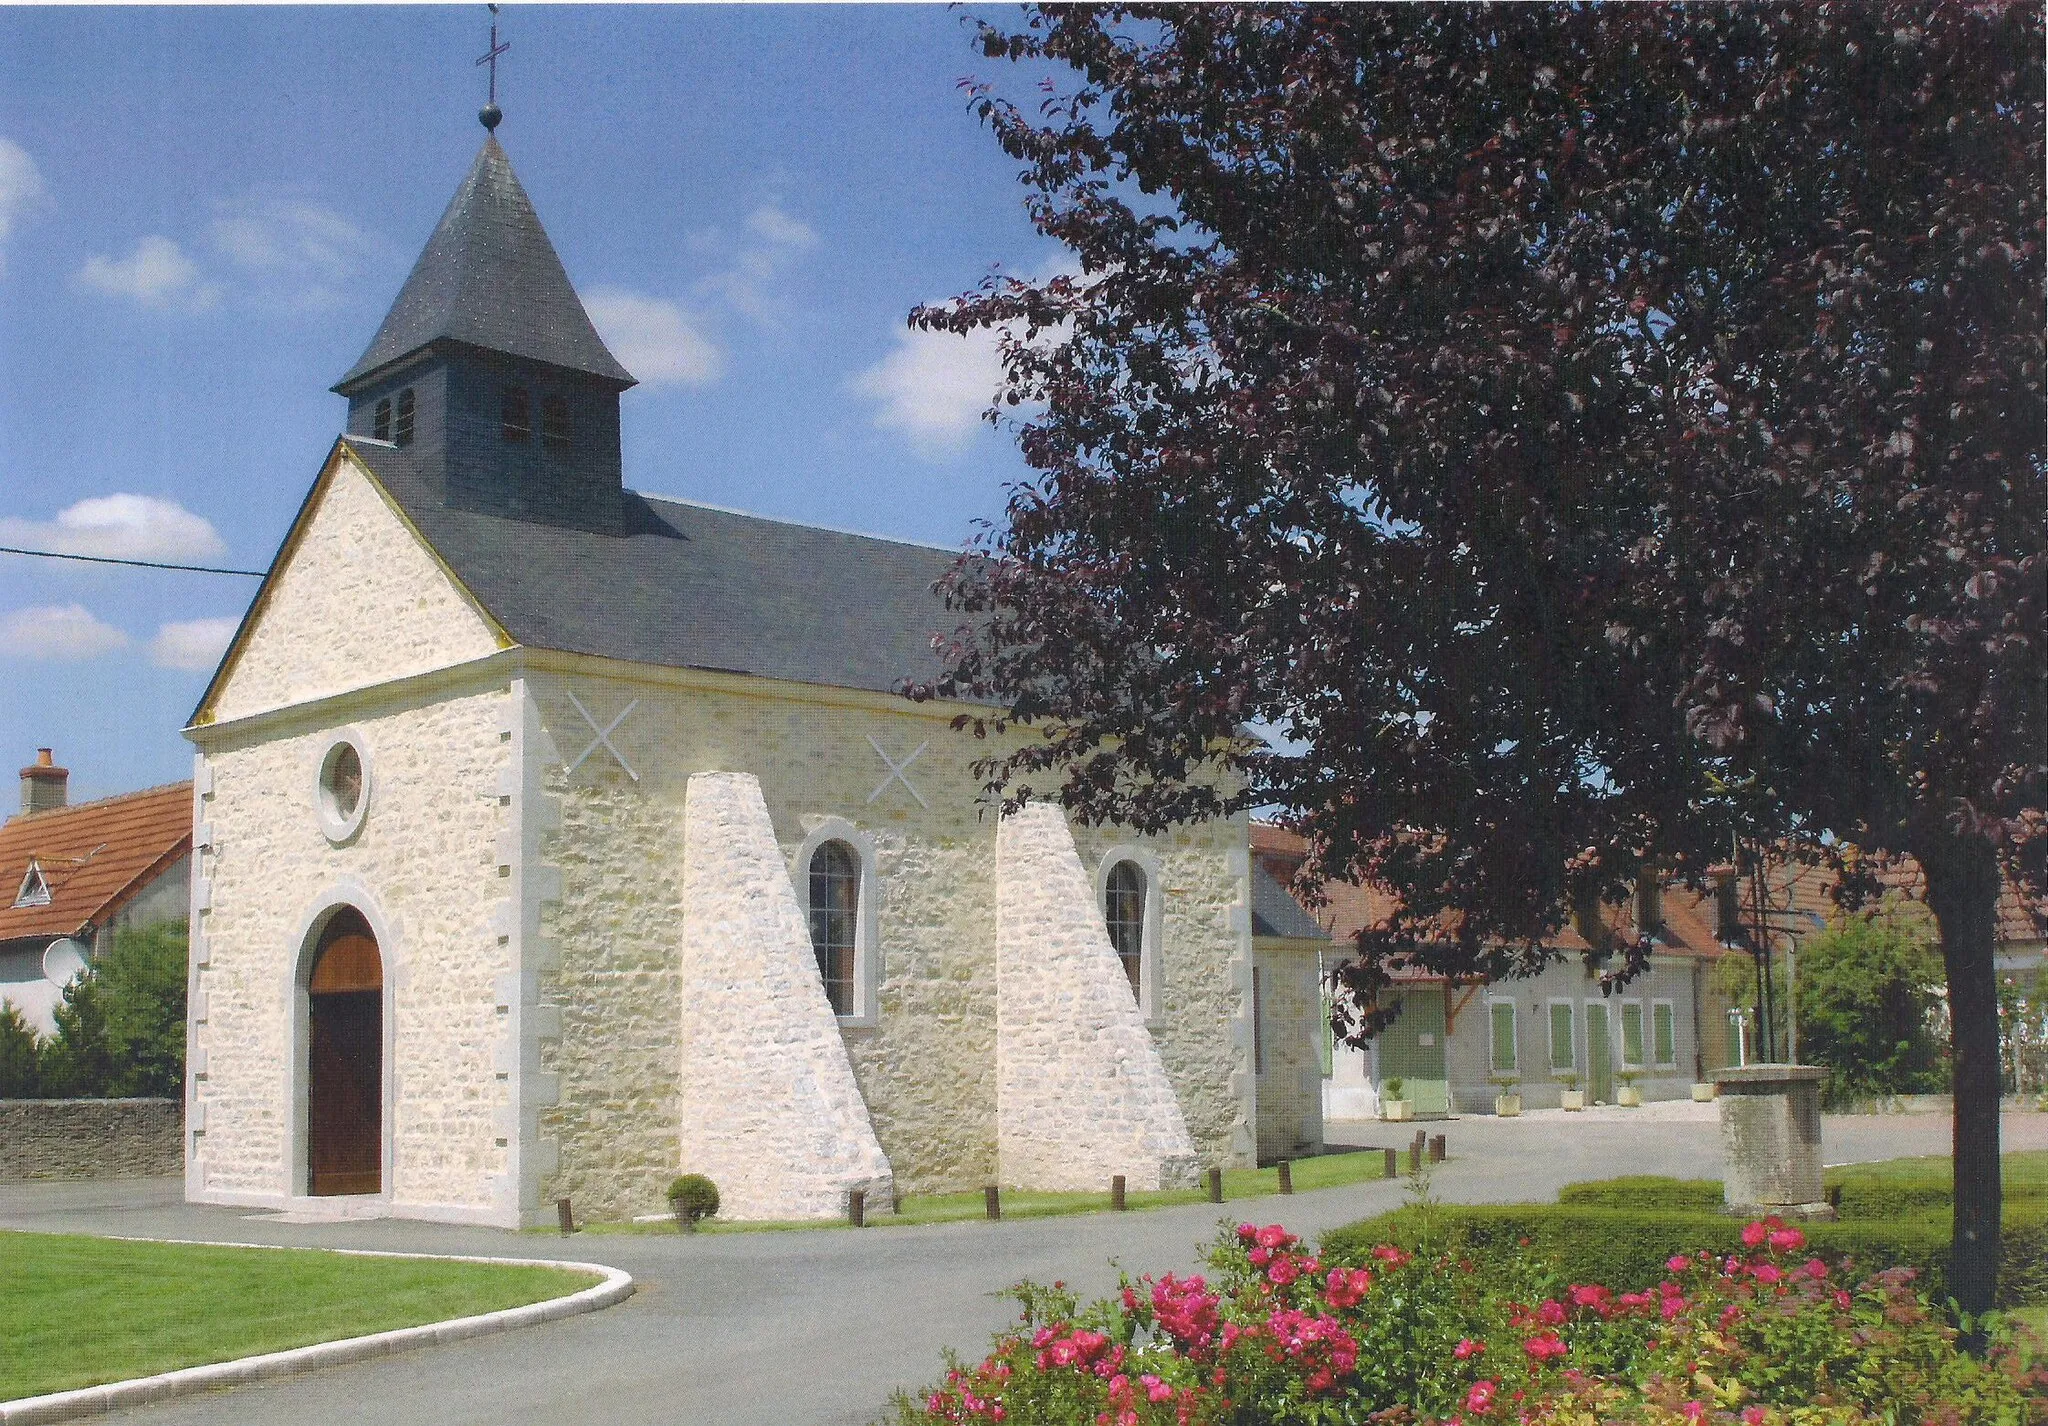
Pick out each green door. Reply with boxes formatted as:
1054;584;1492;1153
1379;989;1450;1115
1585;1002;1614;1103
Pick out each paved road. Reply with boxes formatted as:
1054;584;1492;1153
5;1109;2043;1426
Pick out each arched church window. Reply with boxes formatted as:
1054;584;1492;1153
808;840;859;1016
501;387;531;443
373;398;391;442
1104;860;1146;997
541;396;571;451
394;388;415;446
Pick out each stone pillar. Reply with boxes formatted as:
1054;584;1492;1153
677;772;894;1220
996;804;1200;1191
1713;1064;1833;1219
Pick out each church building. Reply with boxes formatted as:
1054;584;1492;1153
182;118;1313;1226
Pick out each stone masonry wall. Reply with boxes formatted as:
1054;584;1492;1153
189;682;514;1217
0;1099;182;1181
675;773;893;1220
997;804;1199;1192
1254;942;1325;1163
209;454;501;724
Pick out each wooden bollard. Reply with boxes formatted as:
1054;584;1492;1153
1414;1129;1428;1151
1111;1174;1127;1211
1429;1134;1446;1163
556;1197;575;1237
1276;1160;1294;1195
1407;1141;1422;1173
848;1188;866;1228
1383;1148;1398;1178
1207;1166;1224;1203
985;1185;1002;1221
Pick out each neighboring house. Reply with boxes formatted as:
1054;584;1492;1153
182;125;1262;1228
0;750;193;1037
1253;824;1735;1119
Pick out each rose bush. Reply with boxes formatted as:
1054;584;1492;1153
892;1220;2044;1426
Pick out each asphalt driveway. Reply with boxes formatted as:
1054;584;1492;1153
5;1108;2042;1426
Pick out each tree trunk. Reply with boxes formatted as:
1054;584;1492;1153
1919;833;2003;1324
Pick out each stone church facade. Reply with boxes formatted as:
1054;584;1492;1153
181;132;1290;1227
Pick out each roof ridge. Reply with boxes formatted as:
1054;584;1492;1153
1;780;190;827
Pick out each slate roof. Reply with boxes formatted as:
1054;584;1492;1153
344;438;964;697
1251;863;1329;941
0;783;192;946
335;138;634;393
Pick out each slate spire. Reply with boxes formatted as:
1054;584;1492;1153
334;138;634;394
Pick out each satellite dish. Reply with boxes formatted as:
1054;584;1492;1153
42;938;89;987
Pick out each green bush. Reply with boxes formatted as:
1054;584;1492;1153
0;1004;40;1098
1323;1202;2048;1309
666;1173;720;1225
1792;915;1947;1108
37;924;187;1098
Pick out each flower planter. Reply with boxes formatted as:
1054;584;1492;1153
1691;1082;1717;1103
1493;1093;1522;1118
1382;1099;1413;1122
1617;1086;1643;1108
1559;1089;1586;1112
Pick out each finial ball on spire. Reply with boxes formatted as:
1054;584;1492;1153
480;103;503;132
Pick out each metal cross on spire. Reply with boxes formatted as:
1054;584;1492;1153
476;4;510;132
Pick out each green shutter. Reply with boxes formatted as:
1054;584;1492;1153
1490;1001;1517;1073
1549;1002;1575;1070
1653;1002;1676;1067
1621;1003;1646;1068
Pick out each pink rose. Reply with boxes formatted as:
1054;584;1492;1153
1256;1225;1292;1249
1681;1402;1707;1423
1466;1380;1498;1413
1536;1299;1567;1326
1768;1227;1806;1253
1453;1337;1485;1360
1752;1263;1783;1285
1742;1220;1770;1248
1667;1254;1692;1273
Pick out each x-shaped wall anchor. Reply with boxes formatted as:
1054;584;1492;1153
565;689;640;782
866;734;929;809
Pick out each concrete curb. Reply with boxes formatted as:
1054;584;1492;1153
0;1239;633;1424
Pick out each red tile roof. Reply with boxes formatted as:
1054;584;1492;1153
0;783;192;945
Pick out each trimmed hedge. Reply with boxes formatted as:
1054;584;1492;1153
1555;1167;2048;1222
1321;1203;2048;1309
1557;1176;1723;1212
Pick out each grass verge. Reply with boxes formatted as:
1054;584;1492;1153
0;1232;599;1403
571;1149;1406;1234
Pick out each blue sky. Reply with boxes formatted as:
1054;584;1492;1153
0;4;1058;802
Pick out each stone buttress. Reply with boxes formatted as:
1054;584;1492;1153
997;804;1200;1191
677;771;894;1219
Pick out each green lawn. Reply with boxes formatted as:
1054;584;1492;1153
0;1233;598;1403
577;1149;1407;1234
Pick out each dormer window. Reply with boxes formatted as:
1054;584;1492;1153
501;387;531;443
14;859;51;909
394;388;415;446
541;396;571;451
373;398;392;442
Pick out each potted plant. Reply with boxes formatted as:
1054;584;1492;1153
1381;1076;1412;1122
1616;1069;1644;1107
667;1173;720;1232
1490;1073;1522;1118
1556;1069;1585;1111
1692;1080;1718;1102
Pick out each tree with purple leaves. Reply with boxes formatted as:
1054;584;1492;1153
912;4;2044;1317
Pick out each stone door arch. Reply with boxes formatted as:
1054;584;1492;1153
306;908;383;1195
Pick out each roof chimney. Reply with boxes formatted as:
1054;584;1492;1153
20;748;68;815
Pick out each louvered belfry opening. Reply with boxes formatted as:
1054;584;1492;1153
307;908;383;1196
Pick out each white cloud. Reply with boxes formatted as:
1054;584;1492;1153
0;605;129;661
0;493;227;563
149;616;238;672
850;325;1007;458
207;195;386;312
584;288;722;389
76;235;221;311
696;201;819;324
744;204;818;252
0;138;46;276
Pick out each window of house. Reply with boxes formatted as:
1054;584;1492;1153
14;859;51;909
394;388;415;446
1620;1001;1647;1069
372;398;392;442
541;395;571;450
1652;1000;1678;1068
1103;860;1145;998
1548;1001;1576;1072
808;839;859;1017
1489;1000;1518;1074
501;387;531;443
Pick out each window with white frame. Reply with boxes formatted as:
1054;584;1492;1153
1620;1001;1647;1069
14;859;51;909
1489;999;1518;1075
797;820;880;1025
1652;1000;1678;1068
1095;847;1164;1023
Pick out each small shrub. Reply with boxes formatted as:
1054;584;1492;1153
666;1173;719;1228
1383;1077;1405;1100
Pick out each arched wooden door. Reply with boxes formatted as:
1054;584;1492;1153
307;909;382;1196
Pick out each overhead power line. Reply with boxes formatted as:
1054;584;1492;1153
0;545;266;578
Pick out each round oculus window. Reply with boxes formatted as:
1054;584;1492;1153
316;733;371;842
